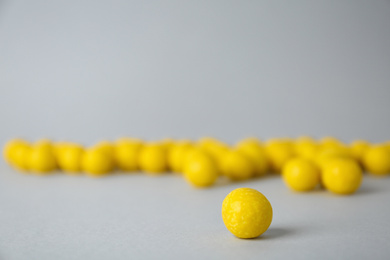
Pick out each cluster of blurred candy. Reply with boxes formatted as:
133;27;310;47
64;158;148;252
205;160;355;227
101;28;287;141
3;137;390;193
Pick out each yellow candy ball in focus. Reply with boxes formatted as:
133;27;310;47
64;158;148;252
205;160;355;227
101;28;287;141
82;148;114;177
221;150;255;181
183;149;218;188
222;188;273;239
139;143;168;174
282;158;321;192
363;145;390;176
322;158;363;195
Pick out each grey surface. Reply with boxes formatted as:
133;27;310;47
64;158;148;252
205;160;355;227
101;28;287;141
1;1;390;259
1;166;390;260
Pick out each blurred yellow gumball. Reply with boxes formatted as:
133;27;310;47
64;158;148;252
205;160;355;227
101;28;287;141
57;144;84;173
349;140;370;163
168;140;193;173
159;138;175;151
3;138;29;165
282;158;321;192
315;147;352;169
294;137;319;162
5;140;31;171
322;158;363;195
363;145;390;176
221;150;255;181
183;149;218;188
92;141;115;157
82;148;114;177
265;139;295;173
53;141;71;159
28;143;57;174
236;139;269;176
320;137;344;150
198;138;229;156
114;140;143;172
139;143;168;174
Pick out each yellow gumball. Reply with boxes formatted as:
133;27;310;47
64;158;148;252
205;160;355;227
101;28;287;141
294;137;319;162
57;144;84;173
183;149;218;188
236;139;269;176
265;139;295;173
7;140;31;171
28;142;57;174
139;143;168;174
363;145;390;176
315;147;352;169
159;138;175;151
114;139;143;172
322;158;363;195
168;140;193;173
92;141;115;157
222;188;273;239
320;137;345;150
82;148;114;177
81;148;114;177
282;158;321;192
349;140;370;164
221;150;255;181
3;138;29;165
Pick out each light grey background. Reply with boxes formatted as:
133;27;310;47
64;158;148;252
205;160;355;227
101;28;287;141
1;0;390;144
0;1;390;259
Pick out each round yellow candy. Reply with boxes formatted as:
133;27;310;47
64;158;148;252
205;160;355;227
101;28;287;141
349;140;370;163
57;144;84;173
222;188;273;239
82;148;114;177
139;143;167;174
159;138;175;151
236;140;269;176
3;138;29;165
28;143;57;174
294;137;319;162
265;139;295;173
320;136;344;150
7;141;31;171
221;150;255;181
322;158;363;195
53;141;71;159
168;141;193;173
92;141;115;157
282;158;320;192
363;145;390;176
183;149;218;188
114;140;143;172
315;147;352;169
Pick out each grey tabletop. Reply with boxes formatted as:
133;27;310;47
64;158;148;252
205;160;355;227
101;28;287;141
0;164;390;260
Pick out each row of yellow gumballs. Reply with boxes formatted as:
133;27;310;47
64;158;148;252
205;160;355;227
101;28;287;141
3;137;390;189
